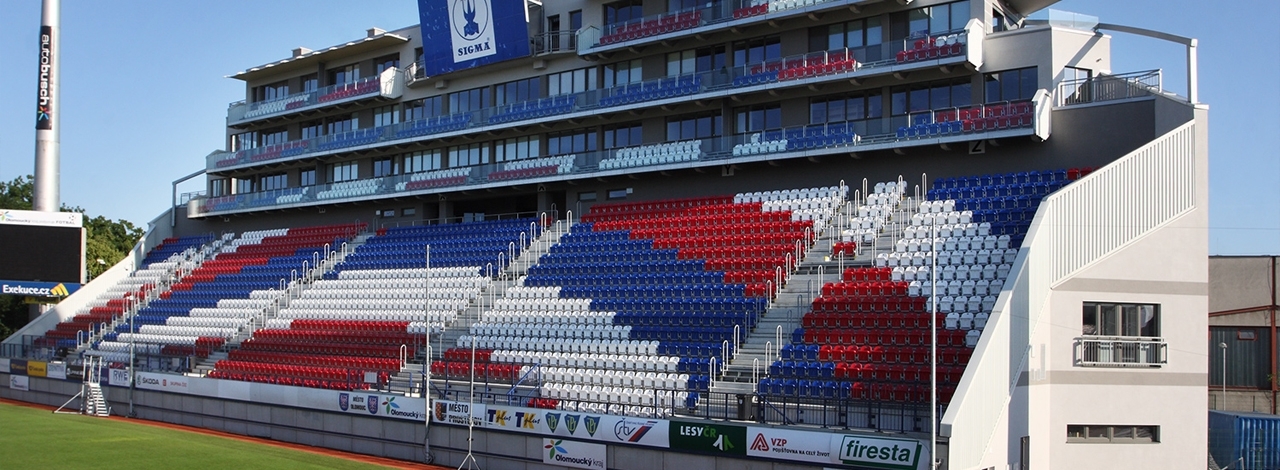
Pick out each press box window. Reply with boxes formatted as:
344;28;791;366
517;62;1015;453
402;208;417;217
1082;302;1159;337
607;189;629;200
1067;425;1158;443
578;191;598;202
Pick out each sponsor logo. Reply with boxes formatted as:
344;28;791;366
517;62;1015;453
434;402;447;421
139;376;161;386
836;435;923;469
339;393;349;411
546;412;560;432
379;397;424;419
50;284;69;296
584;416;599;437
543;439;606;469
565;414;580;434
677;424;736;452
545;439;566;459
367;395;379;415
36;26;53;130
3;283;68;297
488;409;510;426
613;419;657;443
518;411;539;429
447;0;496;62
751;433;770;452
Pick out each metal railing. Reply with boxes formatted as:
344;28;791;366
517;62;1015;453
226;67;403;125
531;30;578;56
1056;70;1163;107
1073;336;1167;367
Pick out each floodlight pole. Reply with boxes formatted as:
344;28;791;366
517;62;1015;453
930;215;938;470
32;0;61;213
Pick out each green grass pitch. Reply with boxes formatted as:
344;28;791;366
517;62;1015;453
0;402;389;469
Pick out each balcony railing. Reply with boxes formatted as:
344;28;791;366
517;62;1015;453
578;0;874;52
226;67;404;125
531;30;579;56
1056;70;1164;107
194;98;1040;217
1073;336;1167;367
209;32;981;172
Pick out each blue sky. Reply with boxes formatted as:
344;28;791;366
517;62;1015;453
0;0;1276;255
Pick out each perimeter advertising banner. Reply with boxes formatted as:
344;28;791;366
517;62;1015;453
669;420;746;456
45;362;66;380
25;361;46;378
417;0;530;77
433;400;669;448
542;438;606;470
745;426;930;469
10;375;29;391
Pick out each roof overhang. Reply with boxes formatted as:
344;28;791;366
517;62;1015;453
1003;0;1061;16
230;32;410;82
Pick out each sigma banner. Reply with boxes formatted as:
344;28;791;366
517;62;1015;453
417;0;531;77
542;438;606;470
35;25;54;130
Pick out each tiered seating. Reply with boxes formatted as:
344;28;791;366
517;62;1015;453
599;75;701;107
767;170;1079;406
275;187;307;204
776;50;858;80
318;128;382;151
243;95;309;120
733;122;860;156
107;224;362;359
277;266;486;335
395;114;471;139
488;155;575;181
316;178;382;200
897;101;1035;139
733;1;769;19
39;235;219;350
598;11;701;45
599;140;701;170
202;196;238;212
317;78;380;102
896;34;967;64
488;96;576;124
397;168;472;191
841;181;906;246
335;218;539;271
477;190;836;416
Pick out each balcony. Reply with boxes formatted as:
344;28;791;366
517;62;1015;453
576;0;883;55
192;96;1047;218
1073;336;1168;367
1056;70;1165;107
226;67;404;127
208;28;985;174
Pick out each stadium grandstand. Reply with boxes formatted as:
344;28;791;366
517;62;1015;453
2;0;1208;469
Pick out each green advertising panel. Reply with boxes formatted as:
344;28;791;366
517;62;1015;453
669;420;746;456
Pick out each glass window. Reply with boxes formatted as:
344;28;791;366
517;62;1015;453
735;104;781;133
578;191;597;201
985;67;1038;102
667;46;725;76
604;0;643;26
402;150;442;173
301;74;318;93
232;131;258;152
260;173;287;191
448;87;491;114
402;207;417;217
405;96;444;121
495;136;542;162
260;127;288;147
666;112;722;141
733;35;781;65
301;120;323;140
497;77;542;106
330;162;358;182
373;158;395;177
1067;425;1159;444
448;143;489;167
328;64;359;86
548;67;598;96
253;80;288;102
603;123;643;149
210;178;228;197
547;128;598;155
375;53;400;74
300;169;316;187
326;114;358;135
604;60;642;88
1082;302;1160;337
235;178;254;194
607;188;629;200
374;105;400;127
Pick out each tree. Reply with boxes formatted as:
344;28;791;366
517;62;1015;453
0;175;143;340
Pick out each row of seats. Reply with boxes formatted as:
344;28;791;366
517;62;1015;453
599;76;702;107
600;140;702;170
243;95;308;120
396;167;472;192
489;96;576;124
896;33;968;64
316;178;382;200
394;114;472;139
898;101;1035;139
488;154;575;181
598;11;702;45
317;78;380;103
